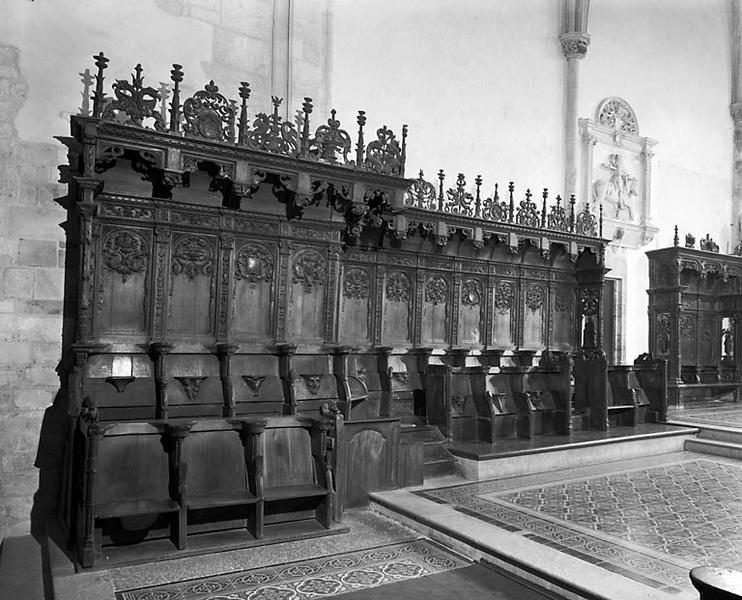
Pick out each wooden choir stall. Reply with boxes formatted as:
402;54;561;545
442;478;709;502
56;55;663;568
647;230;742;406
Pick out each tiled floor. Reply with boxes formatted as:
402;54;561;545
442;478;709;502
410;452;742;597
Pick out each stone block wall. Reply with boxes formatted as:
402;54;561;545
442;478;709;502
0;44;67;540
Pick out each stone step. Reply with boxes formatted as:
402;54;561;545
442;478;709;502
685;438;742;460
0;535;45;600
449;427;697;480
697;426;742;445
423;457;459;479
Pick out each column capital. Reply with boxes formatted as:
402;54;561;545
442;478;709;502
560;32;591;60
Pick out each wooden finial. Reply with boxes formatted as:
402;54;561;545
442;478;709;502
475;175;483;218
673;225;679;246
92;51;109;118
169;64;184;132
355;110;366;165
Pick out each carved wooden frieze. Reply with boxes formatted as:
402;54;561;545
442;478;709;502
102;229;148;282
235;242;275;284
292;248;327;292
171;235;215;279
100;203;153;220
386;272;411;303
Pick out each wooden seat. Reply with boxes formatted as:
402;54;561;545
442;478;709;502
261;416;333;529
175;418;266;543
77;421;182;568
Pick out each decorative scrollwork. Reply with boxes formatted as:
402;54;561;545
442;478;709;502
235;243;274;283
343;268;369;300
580;287;600;317
246;97;299;155
182;80;236;142
515;190;540;228
597;97;638;136
310;109;351;163
442;173;474;216
364;126;402;175
480;186;509;222
405;170;438;210
494;282;514;315
171;236;214;280
100;64;165;131
386;271;411;303
102;230;148;282
525;284;545;313
547;196;569;232
575;205;598;236
461;279;482;307
425;276;448;305
292;249;326;292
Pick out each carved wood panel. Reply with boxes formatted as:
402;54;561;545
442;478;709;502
381;270;413;345
231;240;277;339
421;273;450;346
288;247;328;340
168;233;217;336
338;265;373;344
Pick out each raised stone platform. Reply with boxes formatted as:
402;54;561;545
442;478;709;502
446;423;698;480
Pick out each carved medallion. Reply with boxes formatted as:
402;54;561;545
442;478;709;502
461;279;483;307
102;230;148;282
235;243;274;284
343;268;369;300
182;81;235;142
525;284;545;313
171;236;214;280
292;249;326;292
494;282;514;315
386;272;411;303
425;276;448;305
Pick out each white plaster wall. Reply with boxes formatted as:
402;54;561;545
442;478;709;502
330;0;565;197
581;0;733;358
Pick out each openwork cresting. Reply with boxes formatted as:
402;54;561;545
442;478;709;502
86;53;407;177
405;171;603;237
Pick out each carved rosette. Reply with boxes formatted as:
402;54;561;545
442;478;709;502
461;279;483;307
425;276;448;305
343;268;369;300
386;272;411;303
102;230;148;282
291;249;326;293
235;243;274;284
494;282;514;315
171;236;214;280
525;284;545;313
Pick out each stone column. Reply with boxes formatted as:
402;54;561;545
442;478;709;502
559;0;590;199
272;0;292;119
732;0;742;244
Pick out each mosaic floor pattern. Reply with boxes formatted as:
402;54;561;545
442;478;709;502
114;539;469;600
416;454;742;595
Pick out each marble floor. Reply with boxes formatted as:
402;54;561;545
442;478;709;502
374;451;742;600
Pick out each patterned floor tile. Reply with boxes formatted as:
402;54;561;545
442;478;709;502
114;539;469;600
417;455;742;592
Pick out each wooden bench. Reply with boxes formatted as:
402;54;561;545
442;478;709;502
76;420;183;567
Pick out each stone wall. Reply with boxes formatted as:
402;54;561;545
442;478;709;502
0;44;67;538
